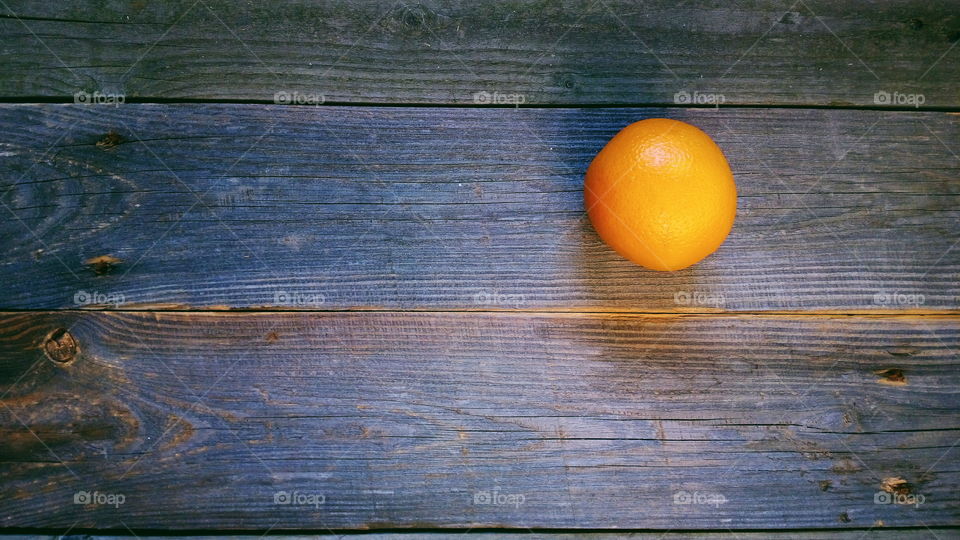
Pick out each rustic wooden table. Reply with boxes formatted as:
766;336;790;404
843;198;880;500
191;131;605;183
1;1;958;537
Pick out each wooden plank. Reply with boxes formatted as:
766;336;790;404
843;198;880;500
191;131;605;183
0;0;957;106
1;311;958;529
1;532;955;539
1;104;957;311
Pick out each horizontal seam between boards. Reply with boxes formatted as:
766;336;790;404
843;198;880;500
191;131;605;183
2;525;959;534
0;98;958;113
3;308;960;319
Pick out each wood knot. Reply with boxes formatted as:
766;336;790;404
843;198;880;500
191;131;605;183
96;131;123;150
85;255;122;275
43;328;79;364
779;11;800;25
880;476;911;496
874;368;907;386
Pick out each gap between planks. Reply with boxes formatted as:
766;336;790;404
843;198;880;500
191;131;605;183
0;97;959;113
6;308;960;318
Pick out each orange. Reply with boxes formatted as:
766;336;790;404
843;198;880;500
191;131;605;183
584;118;737;271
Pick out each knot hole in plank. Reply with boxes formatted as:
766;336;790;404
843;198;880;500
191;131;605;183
43;327;79;365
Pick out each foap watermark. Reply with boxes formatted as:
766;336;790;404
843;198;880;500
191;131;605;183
473;487;525;508
274;290;326;307
873;291;924;307
274;490;325;509
473;290;525;308
74;90;125;106
874;90;925;108
875;490;925;508
674;290;725;308
274;90;325;105
473;90;526;105
74;490;125;508
673;490;727;508
674;90;726;106
74;290;126;307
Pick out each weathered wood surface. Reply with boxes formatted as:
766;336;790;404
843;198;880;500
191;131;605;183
1;311;958;529
2;532;957;539
0;1;957;106
1;104;957;311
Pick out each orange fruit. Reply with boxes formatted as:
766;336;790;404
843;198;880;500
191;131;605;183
584;118;737;271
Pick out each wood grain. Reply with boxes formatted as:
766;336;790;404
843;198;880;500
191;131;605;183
0;104;957;311
0;0;957;106
1;311;958;529
1;532;956;539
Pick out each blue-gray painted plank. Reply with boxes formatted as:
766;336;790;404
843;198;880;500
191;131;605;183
0;105;957;311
